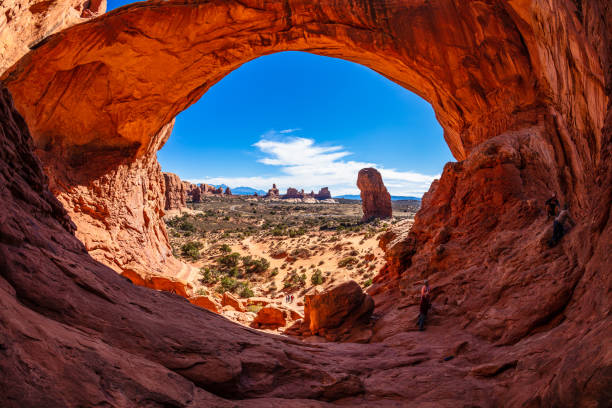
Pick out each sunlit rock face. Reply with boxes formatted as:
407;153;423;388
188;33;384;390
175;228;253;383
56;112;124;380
357;168;392;221
0;0;106;74
163;172;187;210
0;0;611;406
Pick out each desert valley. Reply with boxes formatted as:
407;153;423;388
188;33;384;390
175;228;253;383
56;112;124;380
0;0;611;407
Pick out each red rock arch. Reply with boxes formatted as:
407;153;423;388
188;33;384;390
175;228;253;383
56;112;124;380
3;0;604;165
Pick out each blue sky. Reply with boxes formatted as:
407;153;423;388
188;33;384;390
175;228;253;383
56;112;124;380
108;1;453;196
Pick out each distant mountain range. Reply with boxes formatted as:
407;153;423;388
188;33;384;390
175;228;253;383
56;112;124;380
214;185;267;196
336;194;422;201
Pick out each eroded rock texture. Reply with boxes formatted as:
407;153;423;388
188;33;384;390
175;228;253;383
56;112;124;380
357;168;392;221
163;172;187;210
1;0;611;406
0;0;106;74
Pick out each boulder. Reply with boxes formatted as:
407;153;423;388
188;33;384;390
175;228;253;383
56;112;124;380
302;281;374;338
252;306;287;329
357;168;392;221
189;295;221;313
222;292;245;312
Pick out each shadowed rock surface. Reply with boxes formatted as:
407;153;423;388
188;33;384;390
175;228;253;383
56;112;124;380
0;0;611;406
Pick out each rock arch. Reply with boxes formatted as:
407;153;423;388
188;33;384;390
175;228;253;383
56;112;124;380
1;0;611;406
2;0;607;279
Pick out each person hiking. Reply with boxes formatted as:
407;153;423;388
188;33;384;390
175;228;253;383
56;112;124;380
290;294;294;303
417;280;431;331
549;206;573;247
545;193;560;219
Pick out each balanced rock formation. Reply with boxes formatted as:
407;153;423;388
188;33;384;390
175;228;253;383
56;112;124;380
162;172;186;210
224;186;232;195
357;168;392;221
300;281;374;341
1;0;612;406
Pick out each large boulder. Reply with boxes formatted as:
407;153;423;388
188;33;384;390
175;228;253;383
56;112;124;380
222;292;245;312
252;306;287;329
189;295;221;313
302;281;374;340
357;168;392;221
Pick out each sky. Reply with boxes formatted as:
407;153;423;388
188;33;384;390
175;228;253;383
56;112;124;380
108;1;454;197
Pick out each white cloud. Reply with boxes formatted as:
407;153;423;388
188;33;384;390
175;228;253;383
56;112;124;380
190;131;440;197
279;128;301;134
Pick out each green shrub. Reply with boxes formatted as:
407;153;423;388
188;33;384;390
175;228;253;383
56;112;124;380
181;241;203;260
311;269;324;285
218;276;239;293
247;304;263;313
269;268;279;277
239;282;254;298
218;252;240;269
363;278;373;287
195;287;208;296
338;256;358;268
220;244;232;253
242;256;270;274
199;267;219;284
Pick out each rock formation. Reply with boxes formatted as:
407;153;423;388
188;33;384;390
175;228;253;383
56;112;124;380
1;0;611;406
224;186;232;195
299;281;374;341
187;184;201;203
162;172;186;210
265;183;279;197
283;187;303;199
315;187;332;200
357;168;392;221
252;306;287;329
0;0;106;73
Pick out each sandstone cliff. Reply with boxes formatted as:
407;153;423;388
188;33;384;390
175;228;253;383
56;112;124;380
163;172;186;210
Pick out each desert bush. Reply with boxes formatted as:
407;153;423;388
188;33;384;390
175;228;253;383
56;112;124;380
247;304;263;313
218;276;239;293
338;256;358;268
181;241;203;260
218;252;240;269
363;279;373;287
199;267;219;284
269;267;279;277
238;282;254;298
220;243;232;253
242;256;270;274
311;269;324;285
195;287;208;296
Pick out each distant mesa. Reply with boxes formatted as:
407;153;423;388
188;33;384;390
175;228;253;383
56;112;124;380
357;168;392;221
264;184;334;201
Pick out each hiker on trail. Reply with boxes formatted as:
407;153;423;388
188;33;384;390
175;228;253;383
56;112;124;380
290;294;294;303
549;206;574;247
417;280;431;331
545;193;560;219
